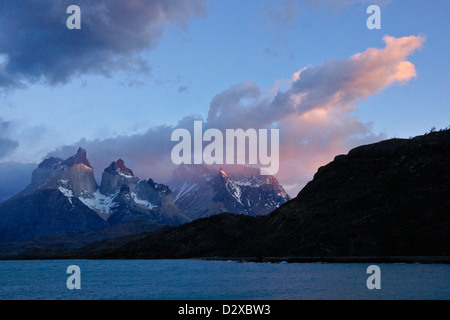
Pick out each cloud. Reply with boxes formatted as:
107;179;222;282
204;35;423;193
178;86;189;93
0;162;36;202
208;35;425;128
46;121;196;183
46;35;423;196
0;119;19;159
0;138;18;158
0;0;206;89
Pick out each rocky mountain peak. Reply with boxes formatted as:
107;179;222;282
147;179;170;194
105;159;134;177
62;147;92;168
112;185;132;205
100;160;138;195
170;164;290;219
22;148;97;198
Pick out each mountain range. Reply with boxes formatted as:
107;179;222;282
170;164;290;219
27;129;448;261
0;148;290;244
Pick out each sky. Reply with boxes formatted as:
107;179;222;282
0;0;449;196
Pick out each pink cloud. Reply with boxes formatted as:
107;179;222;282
48;36;424;197
207;35;424;195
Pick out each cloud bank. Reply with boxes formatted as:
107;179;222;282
0;162;36;202
0;0;205;89
0;119;19;159
48;35;424;196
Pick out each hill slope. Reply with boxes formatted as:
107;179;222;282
77;130;450;259
4;130;450;259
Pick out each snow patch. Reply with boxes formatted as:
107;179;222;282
59;179;70;187
58;186;74;204
118;171;133;179
226;181;243;206
79;190;118;220
131;193;157;209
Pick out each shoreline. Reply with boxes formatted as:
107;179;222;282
0;256;449;264
202;256;450;265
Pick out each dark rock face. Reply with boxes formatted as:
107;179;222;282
104;159;134;176
19;148;98;199
97;160;189;226
91;130;450;259
106;183;185;227
100;160;137;195
170;165;290;220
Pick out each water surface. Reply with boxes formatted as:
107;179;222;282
0;260;448;300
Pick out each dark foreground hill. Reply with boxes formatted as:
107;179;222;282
4;130;450;260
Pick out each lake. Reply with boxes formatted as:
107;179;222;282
0;260;448;300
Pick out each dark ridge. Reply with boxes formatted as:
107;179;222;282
78;130;450;260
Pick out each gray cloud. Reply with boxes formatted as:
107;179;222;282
0;138;18;158
46;117;200;184
0;162;36;202
0;0;206;89
0;119;19;159
178;86;189;93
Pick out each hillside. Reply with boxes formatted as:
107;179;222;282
73;129;450;259
3;130;449;260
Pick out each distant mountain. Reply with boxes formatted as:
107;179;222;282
0;148;290;245
75;130;450;260
0;148;188;243
169;164;290;220
16;147;98;199
0;189;108;243
98;159;188;226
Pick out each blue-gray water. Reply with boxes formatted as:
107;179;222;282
0;260;448;300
